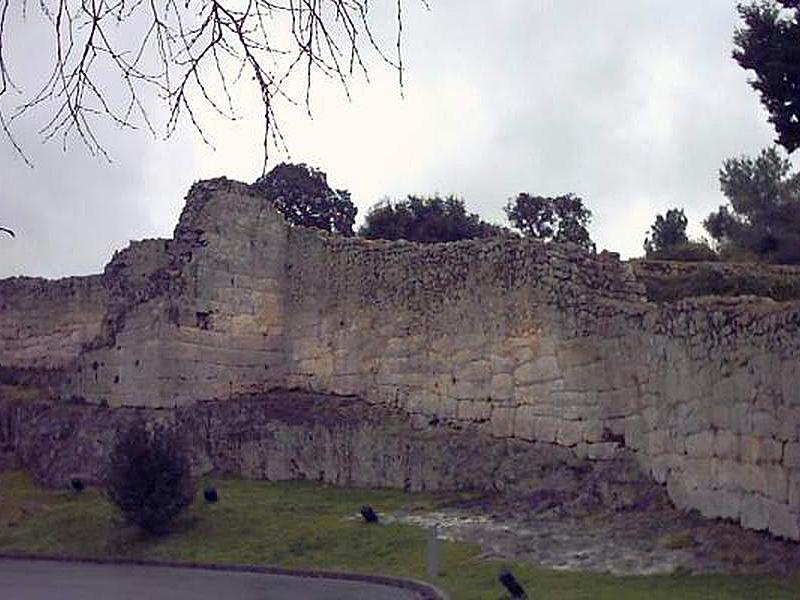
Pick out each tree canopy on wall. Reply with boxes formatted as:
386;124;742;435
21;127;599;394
253;163;356;236
704;146;800;264
734;0;800;153
359;195;512;243
644;209;689;255
504;193;595;252
642;208;717;262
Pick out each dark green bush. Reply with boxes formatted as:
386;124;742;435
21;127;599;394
641;263;800;303
645;241;718;263
107;423;195;534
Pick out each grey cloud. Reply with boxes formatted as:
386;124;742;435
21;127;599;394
0;0;789;278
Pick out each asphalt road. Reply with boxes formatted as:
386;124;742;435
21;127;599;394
0;559;417;600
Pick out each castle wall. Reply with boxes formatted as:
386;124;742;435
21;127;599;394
69;180;291;407
635;299;800;539
2;179;800;539
283;230;647;458
0;275;109;371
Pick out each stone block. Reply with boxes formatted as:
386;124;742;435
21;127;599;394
685;431;715;458
731;403;754;435
752;411;780;438
581;419;605;443
647;429;671;455
583;441;620;460
453;360;491;383
765;465;789;503
743;463;768;493
554;339;600;369
740;436;782;465
515;380;562;405
489;354;515;375
513;406;537;441
556;419;584;447
740;494;772;532
489;374;514;401
768;504;800;540
384;335;425;358
716;459;747;491
666;475;692;511
714;430;739;460
598;389;635;419
491;406;515;438
702;489;742;521
532;416;559;444
788;472;800;506
781;361;800;406
776;407;799;442
457;400;492;422
452;379;489;401
682;458;713;490
513;355;561;386
785;442;800;468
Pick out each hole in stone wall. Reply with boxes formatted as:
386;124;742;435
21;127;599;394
113;375;120;384
196;311;213;330
91;361;99;371
601;427;626;447
134;359;140;367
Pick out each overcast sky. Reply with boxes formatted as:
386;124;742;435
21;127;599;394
0;0;789;279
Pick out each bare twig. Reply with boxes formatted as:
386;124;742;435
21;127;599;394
0;0;427;171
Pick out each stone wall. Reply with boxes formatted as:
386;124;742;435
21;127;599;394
2;178;800;540
0;275;108;371
0;392;598;496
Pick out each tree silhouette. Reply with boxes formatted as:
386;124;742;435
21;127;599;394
644;209;688;255
505;192;595;252
0;0;427;169
253;162;356;235
734;1;800;152
360;195;512;243
705;146;800;263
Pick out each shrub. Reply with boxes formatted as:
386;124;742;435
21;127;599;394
645;241;719;262
106;422;195;534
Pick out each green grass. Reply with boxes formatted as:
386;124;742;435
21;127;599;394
1;471;799;599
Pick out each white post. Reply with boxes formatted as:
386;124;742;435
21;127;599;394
426;524;440;577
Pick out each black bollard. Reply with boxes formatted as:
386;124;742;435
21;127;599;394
203;485;219;503
499;569;527;599
70;478;85;493
360;504;379;523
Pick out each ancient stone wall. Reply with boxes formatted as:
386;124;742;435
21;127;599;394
0;392;596;495
0;275;108;371
2;178;800;539
635;298;800;539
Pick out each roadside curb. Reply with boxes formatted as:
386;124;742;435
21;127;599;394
0;553;449;600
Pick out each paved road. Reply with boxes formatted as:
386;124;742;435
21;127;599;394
0;559;417;600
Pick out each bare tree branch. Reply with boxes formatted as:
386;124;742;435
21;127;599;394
0;0;428;172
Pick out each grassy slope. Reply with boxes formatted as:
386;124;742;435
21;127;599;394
0;472;798;600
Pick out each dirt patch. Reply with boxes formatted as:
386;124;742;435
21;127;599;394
390;482;800;576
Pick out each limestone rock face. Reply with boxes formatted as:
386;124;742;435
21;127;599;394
2;178;800;540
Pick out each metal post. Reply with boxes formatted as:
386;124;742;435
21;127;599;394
426;525;440;578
